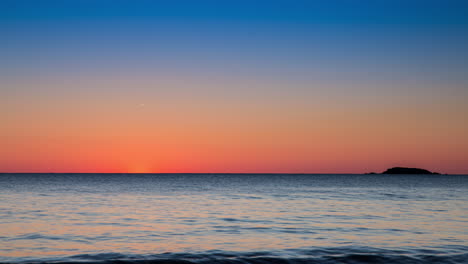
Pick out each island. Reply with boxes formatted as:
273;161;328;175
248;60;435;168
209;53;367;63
381;167;440;175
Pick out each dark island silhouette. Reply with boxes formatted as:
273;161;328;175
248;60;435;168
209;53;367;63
366;167;440;175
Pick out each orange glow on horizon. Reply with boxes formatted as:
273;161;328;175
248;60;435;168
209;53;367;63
1;74;468;174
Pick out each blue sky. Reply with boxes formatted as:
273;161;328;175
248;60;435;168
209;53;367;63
2;0;467;79
2;0;468;23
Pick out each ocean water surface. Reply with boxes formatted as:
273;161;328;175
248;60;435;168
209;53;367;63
0;173;467;263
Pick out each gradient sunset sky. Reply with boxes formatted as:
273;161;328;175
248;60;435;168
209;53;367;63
1;0;468;174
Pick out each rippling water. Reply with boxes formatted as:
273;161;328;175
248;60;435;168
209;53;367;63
0;173;467;263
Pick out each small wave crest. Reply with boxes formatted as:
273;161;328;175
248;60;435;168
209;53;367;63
4;247;468;264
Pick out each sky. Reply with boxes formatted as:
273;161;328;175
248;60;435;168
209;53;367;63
1;0;468;174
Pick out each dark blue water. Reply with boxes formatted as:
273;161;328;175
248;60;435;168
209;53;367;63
0;173;467;263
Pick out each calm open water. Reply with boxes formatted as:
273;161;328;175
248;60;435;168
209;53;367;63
0;173;467;264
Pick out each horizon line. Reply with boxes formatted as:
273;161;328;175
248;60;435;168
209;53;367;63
0;172;466;175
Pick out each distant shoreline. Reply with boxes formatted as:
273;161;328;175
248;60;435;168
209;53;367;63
366;167;444;175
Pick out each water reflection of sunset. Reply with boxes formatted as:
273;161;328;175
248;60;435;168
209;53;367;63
2;176;467;260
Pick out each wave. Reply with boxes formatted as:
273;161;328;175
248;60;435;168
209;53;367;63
3;247;468;264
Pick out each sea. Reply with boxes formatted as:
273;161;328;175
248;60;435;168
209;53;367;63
0;173;467;264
